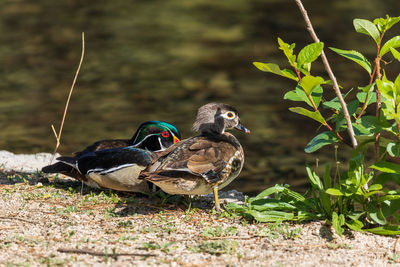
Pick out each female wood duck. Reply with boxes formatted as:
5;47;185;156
139;103;250;211
41;120;181;192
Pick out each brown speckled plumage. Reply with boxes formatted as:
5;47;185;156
140;103;250;211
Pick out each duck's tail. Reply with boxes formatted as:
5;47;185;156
42;161;73;173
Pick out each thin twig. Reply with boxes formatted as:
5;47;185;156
50;32;85;164
294;0;358;148
57;248;157;258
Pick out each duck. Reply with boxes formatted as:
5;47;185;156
41;120;181;192
139;103;250;211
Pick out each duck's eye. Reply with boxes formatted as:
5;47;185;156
226;111;235;119
161;131;170;138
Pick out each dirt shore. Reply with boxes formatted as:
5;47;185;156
0;151;399;266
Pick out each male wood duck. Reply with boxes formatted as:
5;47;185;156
139;103;250;211
41;121;181;192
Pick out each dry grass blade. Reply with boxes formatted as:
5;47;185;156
50;32;85;164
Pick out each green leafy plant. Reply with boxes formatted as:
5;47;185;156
231;14;400;236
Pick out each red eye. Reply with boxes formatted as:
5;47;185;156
161;131;170;138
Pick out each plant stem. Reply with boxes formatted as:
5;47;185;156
373;31;385;160
356;91;370;121
294;65;350;146
356;31;385;121
294;0;358;148
50;32;85;163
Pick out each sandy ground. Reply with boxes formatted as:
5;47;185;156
0;150;400;266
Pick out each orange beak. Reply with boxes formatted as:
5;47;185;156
173;135;180;144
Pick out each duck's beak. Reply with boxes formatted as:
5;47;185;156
173;135;180;144
234;120;251;134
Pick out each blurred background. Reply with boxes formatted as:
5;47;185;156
0;0;399;194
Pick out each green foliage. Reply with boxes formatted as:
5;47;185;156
390;48;400;62
353;18;380;44
297;42;324;67
374;15;400;32
249;14;400;236
305;131;339;153
253;62;298;81
329;47;372;74
289;107;325;124
379;36;400;57
227;154;400;235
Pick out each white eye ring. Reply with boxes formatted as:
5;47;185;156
222;111;236;120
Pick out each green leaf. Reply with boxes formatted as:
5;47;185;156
297;42;324;67
353;116;388;136
358;83;375;93
299;75;325;95
249;184;286;203
390;47;400;62
278;38;296;66
281;187;307;203
345;220;364;232
365;225;400;235
253;62;298;81
364;190;385;198
395;73;400;98
379;36;400;57
370;161;400;174
368;184;383;191
306;165;323;191
377;194;400;203
323;164;332;189
247;210;295;222
326;188;344;196
251;199;297;211
322;89;354;110
356;92;376;105
369;206;387;225
334;100;360;131
304;131;339;153
289;107;326;124
387;142;400;157
353;18;380;44
323;99;342;110
284;85;323;108
332;212;345;236
329;47;372;74
376;78;395;100
348;212;365;221
283;90;302;102
374;15;400;32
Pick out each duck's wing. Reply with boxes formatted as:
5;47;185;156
73;139;131;157
70;147;154;175
143;138;226;183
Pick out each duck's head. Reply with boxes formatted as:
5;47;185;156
131;121;181;152
192;103;250;135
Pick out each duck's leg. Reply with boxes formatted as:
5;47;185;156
213;186;221;212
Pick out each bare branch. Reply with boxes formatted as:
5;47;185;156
57;248;157;258
294;0;358;148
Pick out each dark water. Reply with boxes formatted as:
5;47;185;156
1;0;400;194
